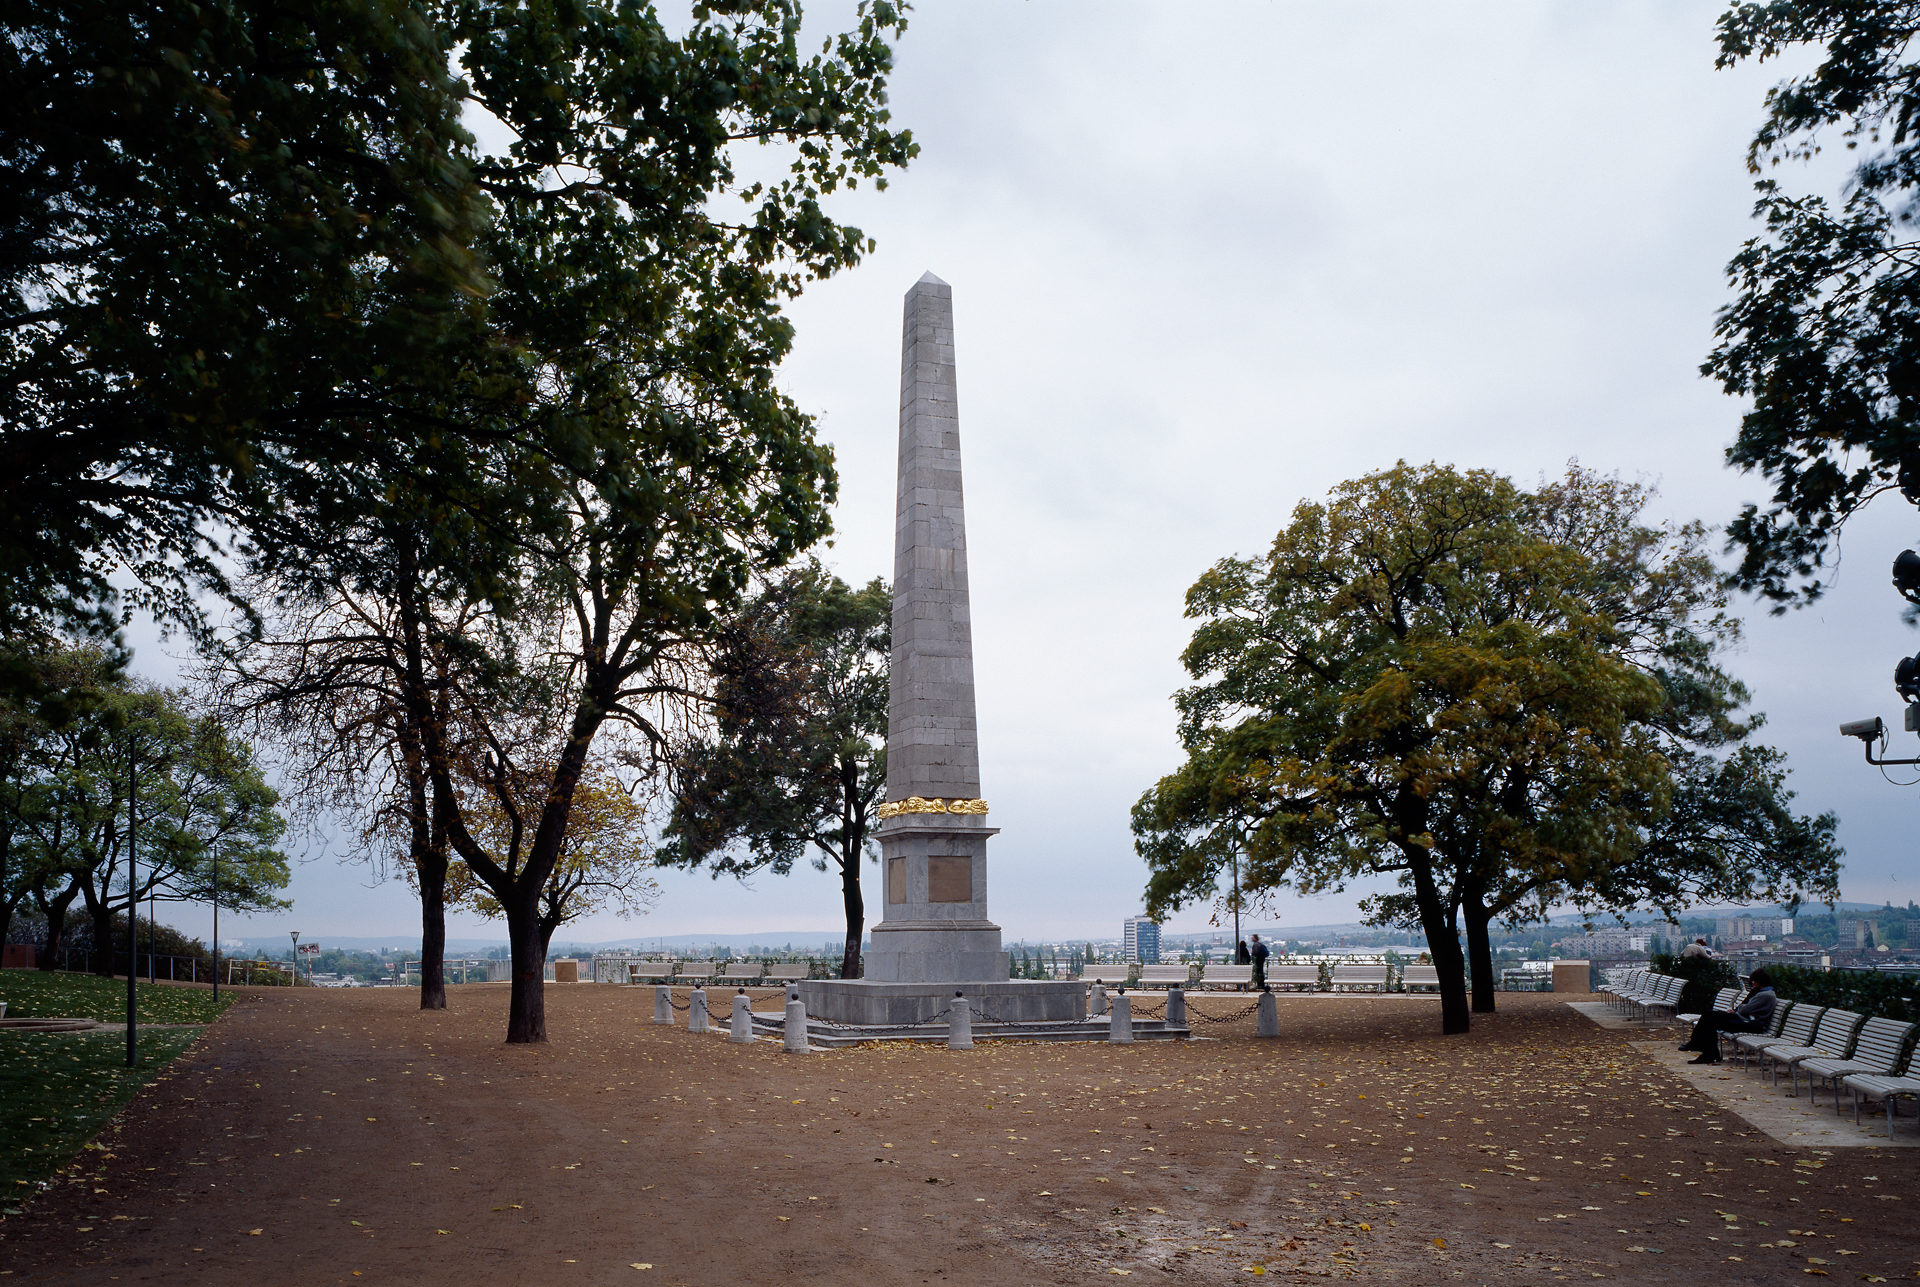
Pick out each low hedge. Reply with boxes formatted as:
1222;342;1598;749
1764;964;1920;1026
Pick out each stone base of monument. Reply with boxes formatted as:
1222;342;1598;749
744;990;1187;1049
799;978;1084;1027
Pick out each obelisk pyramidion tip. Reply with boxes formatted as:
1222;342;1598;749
915;269;948;286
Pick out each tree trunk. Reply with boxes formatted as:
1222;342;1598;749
418;852;448;1011
1463;888;1497;1014
36;880;79;971
503;894;548;1043
1408;849;1470;1035
838;847;864;980
89;904;116;977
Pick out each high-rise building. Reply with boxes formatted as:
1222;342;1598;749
1123;917;1160;965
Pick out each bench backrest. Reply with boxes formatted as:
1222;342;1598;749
1705;987;1740;1013
1655;975;1685;1002
1082;965;1131;984
675;964;713;980
1332;964;1387;984
1777;1003;1826;1045
719;963;764;980
1270;964;1320;984
763;964;811;981
1846;1017;1917;1075
1402;965;1440;986
1808;1008;1866;1056
1139;965;1191;985
1201;964;1253;985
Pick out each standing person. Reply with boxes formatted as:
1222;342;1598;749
1236;939;1250;964
1678;967;1776;1065
1249;934;1270;991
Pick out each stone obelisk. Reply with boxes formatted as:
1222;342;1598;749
863;271;1007;984
798;274;1079;1026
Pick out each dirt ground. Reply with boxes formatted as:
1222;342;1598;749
2;983;1916;1286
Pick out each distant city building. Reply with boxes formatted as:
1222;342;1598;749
1123;917;1161;965
1715;916;1793;940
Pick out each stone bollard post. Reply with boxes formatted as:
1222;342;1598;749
1165;984;1186;1029
1256;987;1279;1037
1090;982;1108;1017
653;984;673;1025
729;990;754;1044
947;991;974;1050
688;986;709;1034
1108;991;1134;1044
783;996;811;1054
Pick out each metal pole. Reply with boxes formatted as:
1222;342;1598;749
126;746;137;1068
211;852;219;1002
1229;836;1241;950
290;931;299;988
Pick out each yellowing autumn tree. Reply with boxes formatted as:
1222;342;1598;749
1134;463;1838;1035
444;767;658;958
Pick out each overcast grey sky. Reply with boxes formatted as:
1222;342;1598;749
144;3;1916;950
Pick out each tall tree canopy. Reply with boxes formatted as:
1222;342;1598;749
1134;464;1839;1034
1708;1;1920;602
0;0;497;648
660;563;889;981
210;0;914;1043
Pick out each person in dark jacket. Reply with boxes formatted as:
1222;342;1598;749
1678;968;1776;1065
1249;934;1270;990
1236;940;1251;965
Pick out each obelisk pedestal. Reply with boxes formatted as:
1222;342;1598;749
799;272;1081;1027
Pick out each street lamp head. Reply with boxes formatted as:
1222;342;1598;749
1900;655;1920;703
1896;549;1920;602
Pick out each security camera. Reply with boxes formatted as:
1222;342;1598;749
1841;717;1886;741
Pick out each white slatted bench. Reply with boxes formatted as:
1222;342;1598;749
1330;963;1388;993
1400;964;1441;992
1268;964;1321;992
1764;1008;1866;1094
1802;1017;1917;1109
1081;965;1132;986
1733;1001;1825;1066
763;964;812;986
716;963;765;987
1635;975;1686;1021
1843;1065;1920;1137
627;962;674;984
674;961;715;983
1198;964;1253;989
1604;968;1651;1011
1138;965;1193;988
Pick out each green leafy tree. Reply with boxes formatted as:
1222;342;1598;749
390;0;914;1043
661;564;889;981
1706;2;1920;601
1134;463;1837;1034
11;666;289;973
0;0;496;652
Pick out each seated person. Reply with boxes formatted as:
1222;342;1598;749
1677;968;1775;1065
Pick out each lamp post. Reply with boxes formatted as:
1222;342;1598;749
290;931;300;988
210;851;219;1001
126;747;137;1068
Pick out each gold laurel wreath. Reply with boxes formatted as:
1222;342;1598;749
875;796;990;820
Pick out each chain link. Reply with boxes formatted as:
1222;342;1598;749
1185;999;1264;1025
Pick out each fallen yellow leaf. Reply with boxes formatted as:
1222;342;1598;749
630;1264;653;1271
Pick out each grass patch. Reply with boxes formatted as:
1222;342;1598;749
0;1027;201;1197
1;969;233;1024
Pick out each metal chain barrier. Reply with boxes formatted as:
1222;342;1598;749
970;1003;1092;1030
1184;998;1264;1025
